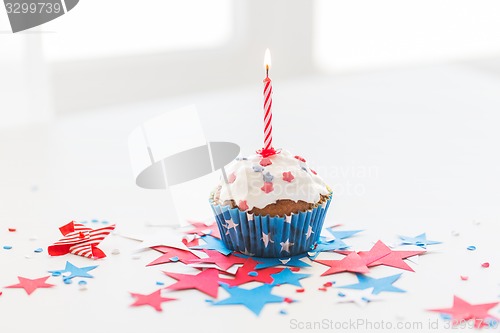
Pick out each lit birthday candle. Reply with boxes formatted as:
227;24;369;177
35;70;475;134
263;48;273;151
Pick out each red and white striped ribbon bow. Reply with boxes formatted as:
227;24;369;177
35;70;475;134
48;221;115;259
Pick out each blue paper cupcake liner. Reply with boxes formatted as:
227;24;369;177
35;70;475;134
210;195;332;257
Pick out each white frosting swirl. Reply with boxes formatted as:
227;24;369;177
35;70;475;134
215;149;331;211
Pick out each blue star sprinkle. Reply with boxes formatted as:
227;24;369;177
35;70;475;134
262;172;274;182
399;233;442;249
190;235;232;255
252;165;264;172
49;261;98;281
271;268;311;287
213;284;284;315
337;273;406;295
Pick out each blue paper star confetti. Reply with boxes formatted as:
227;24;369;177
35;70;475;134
236;253;311;269
399;233;442;249
326;228;363;240
213;284;284;315
337;273;406;295
271;268;311;287
308;237;350;259
48;261;98;281
190;235;232;255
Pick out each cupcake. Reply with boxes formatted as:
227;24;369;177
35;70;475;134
209;149;332;257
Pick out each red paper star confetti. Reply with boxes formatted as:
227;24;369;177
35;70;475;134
187;249;247;271
48;221;115;259
6;276;55;295
282;171;294;182
219;258;283;286
147;246;200;266
130;289;176;312
261;182;274;193
429;296;499;328
338;241;425;272
164;268;221;298
184;221;221;239
315;252;370;276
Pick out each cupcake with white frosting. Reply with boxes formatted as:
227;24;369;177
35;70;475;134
210;149;332;257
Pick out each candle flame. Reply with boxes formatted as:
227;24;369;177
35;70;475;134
264;48;272;71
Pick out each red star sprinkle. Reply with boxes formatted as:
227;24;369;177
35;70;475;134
219;258;283;286
228;173;236;183
315;252;370;276
6;276;55;295
164;268;221;298
261;182;274;193
282;171;295;182
238;200;249;211
428;296;499;328
260;158;272;166
130;289;176;312
294;155;306;162
184;221;221;239
187;249;247;271
147;246;200;266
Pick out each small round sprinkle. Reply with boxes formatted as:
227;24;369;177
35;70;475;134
156;281;165;286
131;255;141;260
80;221;88;224
318;287;327;292
248;271;258;277
460;275;469;281
279;309;288;315
204;299;213;303
361;297;370;303
111;249;120;255
169;256;179;262
283;297;294;304
8;228;16;232
323;282;333;287
101;220;109;225
467;246;476;251
296;288;305;293
3;246;12;250
34;248;43;253
51;271;62;277
63;278;72;285
481;262;490;268
451;230;460;236
78;280;87;286
338;292;345;297
91;219;99;223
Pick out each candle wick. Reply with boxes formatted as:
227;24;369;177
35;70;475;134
266;65;269;78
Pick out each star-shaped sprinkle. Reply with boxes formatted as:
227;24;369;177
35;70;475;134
191;235;232;255
213;284;284;316
271;268;310;287
238;200;249;211
280;239;294;253
260;158;272;166
187;250;247;271
129;289;176;312
261;182;274;193
261;232;274;248
252;165;264;172
337;273;406;295
147;246;200;266
6;276;55;295
428;296;499;328
305;225;314;239
49;261;98;280
399;233;441;249
164;268;221;298
219;258;282;286
282;171;294;182
184;221;221;239
315;252;370;276
262;172;274;182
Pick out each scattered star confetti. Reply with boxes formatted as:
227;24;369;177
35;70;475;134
147;246;200;266
190;235;232;255
337;273;406;295
184;221;221;239
213;284;284;316
271;268;311;287
315;252;370;276
399;233;441;249
129;289;176;312
6;276;55;295
164;268;221;298
428;296;499;328
49;261;98;281
219;259;282;286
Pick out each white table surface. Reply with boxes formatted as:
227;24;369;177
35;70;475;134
1;63;500;333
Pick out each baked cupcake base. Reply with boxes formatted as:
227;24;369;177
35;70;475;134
210;195;332;257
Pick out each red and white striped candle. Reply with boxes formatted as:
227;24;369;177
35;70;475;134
263;48;273;150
